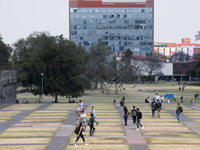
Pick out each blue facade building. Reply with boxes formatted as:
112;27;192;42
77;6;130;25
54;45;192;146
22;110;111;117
69;0;154;56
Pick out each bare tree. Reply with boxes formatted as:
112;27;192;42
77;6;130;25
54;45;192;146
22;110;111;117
195;31;200;41
144;57;163;81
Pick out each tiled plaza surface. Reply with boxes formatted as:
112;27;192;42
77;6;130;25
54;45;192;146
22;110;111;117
0;103;200;150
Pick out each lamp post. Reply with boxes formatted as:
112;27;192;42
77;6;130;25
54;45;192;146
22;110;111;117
41;73;43;103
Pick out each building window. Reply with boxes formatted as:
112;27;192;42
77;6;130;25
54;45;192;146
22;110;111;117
83;41;89;46
103;15;107;18
109;36;114;40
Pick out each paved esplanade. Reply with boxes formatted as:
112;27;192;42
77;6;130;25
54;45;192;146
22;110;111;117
0;102;200;150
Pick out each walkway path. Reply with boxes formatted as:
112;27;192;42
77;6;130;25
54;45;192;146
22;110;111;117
116;104;149;150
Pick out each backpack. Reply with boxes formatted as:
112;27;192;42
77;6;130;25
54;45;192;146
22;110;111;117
74;127;79;135
88;118;92;126
180;106;183;113
131;109;137;117
156;102;161;108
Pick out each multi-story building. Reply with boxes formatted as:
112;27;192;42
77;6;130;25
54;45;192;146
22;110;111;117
69;0;154;56
154;38;200;58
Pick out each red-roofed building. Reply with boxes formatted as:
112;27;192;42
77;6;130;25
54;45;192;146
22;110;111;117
154;38;200;58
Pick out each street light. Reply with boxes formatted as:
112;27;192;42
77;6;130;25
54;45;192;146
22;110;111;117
41;73;43;103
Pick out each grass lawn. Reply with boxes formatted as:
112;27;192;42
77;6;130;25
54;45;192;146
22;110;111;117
94;119;122;122
5;127;60;132
146;137;200;143
24;116;67;119
64;145;130;150
142;127;191;131
19;119;66;123
142;132;198;137
0;138;51;144
68;137;127;144
12;123;63;127
71;131;126;136
84;127;124;131
142;123;185;126
148;145;200;150
3;104;42;110
0;145;47;150
0;132;56;137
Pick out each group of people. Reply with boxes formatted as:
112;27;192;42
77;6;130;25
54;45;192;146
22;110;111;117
74;100;99;146
145;96;164;104
195;93;199;99
151;100;162;118
123;105;144;131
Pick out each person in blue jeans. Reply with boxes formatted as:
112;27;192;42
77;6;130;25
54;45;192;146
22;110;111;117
91;106;99;125
176;103;183;123
80;110;87;131
151;101;156;118
136;108;144;130
123;106;129;126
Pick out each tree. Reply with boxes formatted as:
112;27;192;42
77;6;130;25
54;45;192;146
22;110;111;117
195;31;200;41
13;32;84;101
144;57;163;81
154;52;167;60
85;39;113;89
170;51;193;62
0;35;12;70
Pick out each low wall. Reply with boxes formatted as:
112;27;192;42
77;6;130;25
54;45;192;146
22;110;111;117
0;70;17;103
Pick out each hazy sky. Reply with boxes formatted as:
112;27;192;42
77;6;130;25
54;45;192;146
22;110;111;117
0;0;200;45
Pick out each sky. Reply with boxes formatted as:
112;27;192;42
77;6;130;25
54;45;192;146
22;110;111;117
0;0;200;46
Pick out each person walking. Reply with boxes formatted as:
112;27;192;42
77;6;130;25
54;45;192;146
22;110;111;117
74;122;89;146
79;100;83;110
136;108;144;130
80;110;87;131
123;106;129;126
123;96;125;103
180;96;183;103
89;114;95;136
120;99;124;110
91;106;99;125
151;101;156;118
176;103;183;123
131;106;137;126
156;100;162;118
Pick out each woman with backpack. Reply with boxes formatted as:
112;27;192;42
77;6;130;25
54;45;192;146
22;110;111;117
151;101;156;118
74;122;89;146
123;106;129;126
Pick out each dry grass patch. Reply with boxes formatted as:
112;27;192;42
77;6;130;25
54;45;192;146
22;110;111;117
3;104;42;110
0;132;56;137
72;131;125;136
96;122;123;126
187;116;200;118
0;111;21;114
24;116;67;119
142;119;177;122
148;145;200;150
6;127;60;132
0;120;7;122
33;110;70;113
95;113;119;116
0;117;12;119
96;119;122;122
96;116;120;119
142;116;175;119
142;123;184;126
0;114;19;117
0;145;46;150
65;145;129;150
146;137;200;143
142;132;197;137
30;113;70;116
68;137;127;144
20;119;66;122
85;127;124;131
143;127;190;131
0;138;51;144
94;110;118;112
13;123;63;127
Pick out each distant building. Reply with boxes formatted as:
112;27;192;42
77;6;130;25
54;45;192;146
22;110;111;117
154;38;200;58
115;52;198;81
69;0;154;56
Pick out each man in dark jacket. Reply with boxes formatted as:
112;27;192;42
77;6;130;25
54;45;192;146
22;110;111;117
176;103;183;123
156;100;162;118
136;108;144;130
89;114;95;136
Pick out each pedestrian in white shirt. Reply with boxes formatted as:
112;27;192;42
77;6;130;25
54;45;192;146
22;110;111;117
79;100;83;110
80;110;87;131
91;106;99;125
